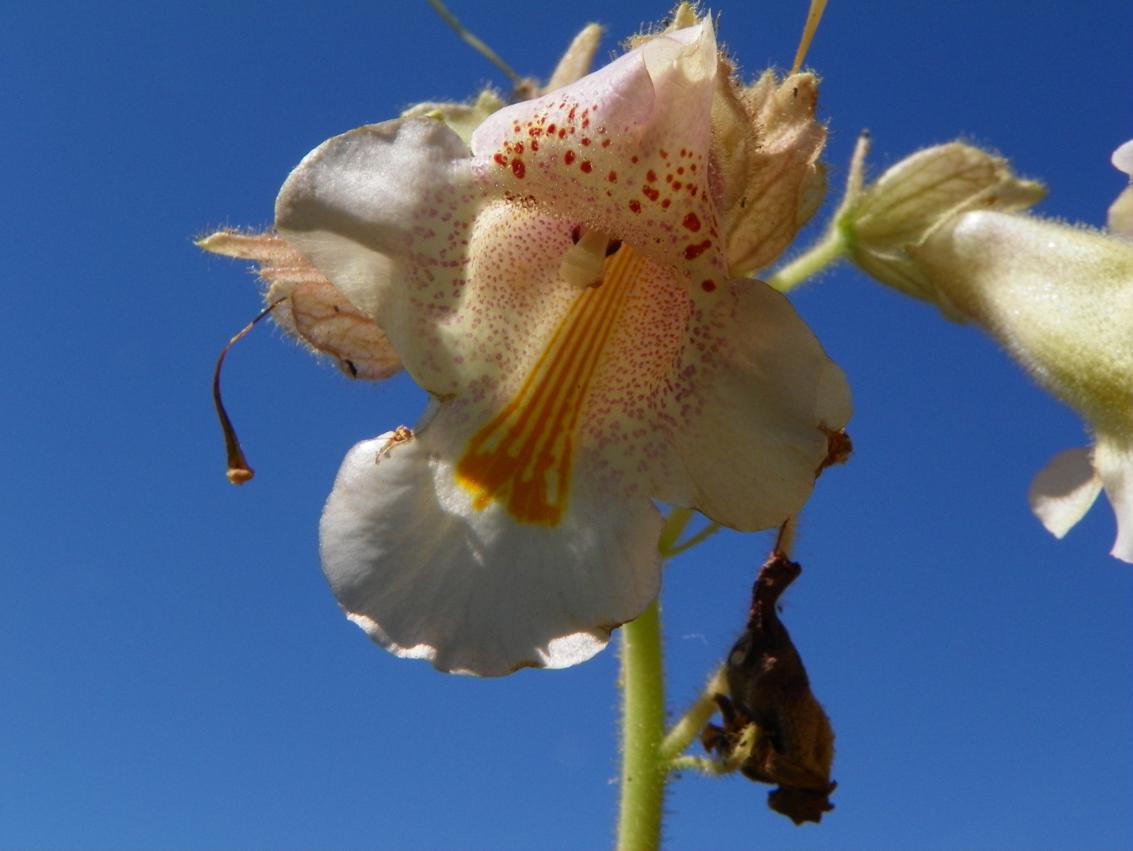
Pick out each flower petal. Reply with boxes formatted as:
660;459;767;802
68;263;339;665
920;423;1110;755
288;280;402;380
1094;436;1133;563
320;426;664;676
527;238;848;530
470;22;729;288
276;118;487;394
1027;447;1103;539
1111;141;1133;237
1112;140;1133;176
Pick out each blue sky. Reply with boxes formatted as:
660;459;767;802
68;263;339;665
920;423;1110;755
2;1;1131;848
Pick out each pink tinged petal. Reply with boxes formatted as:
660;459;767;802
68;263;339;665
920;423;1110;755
275;119;485;395
1093;437;1133;563
197;230;401;380
470;22;730;294
552;240;849;529
443;238;849;533
320;428;663;676
1028;448;1103;539
673;281;851;530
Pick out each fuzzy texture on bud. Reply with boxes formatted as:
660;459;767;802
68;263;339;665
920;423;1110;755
842;142;1044;314
911;212;1133;561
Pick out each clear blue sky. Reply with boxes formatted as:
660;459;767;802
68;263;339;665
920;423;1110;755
2;1;1131;848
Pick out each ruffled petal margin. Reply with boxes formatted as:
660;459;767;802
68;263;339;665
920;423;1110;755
319;427;664;676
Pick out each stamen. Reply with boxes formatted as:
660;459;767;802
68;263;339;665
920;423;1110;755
791;0;828;74
560;226;616;288
212;299;285;485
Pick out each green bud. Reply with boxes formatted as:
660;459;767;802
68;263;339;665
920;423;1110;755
841;141;1045;313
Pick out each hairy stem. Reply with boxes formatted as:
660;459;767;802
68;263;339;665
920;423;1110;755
659;666;726;764
766;227;847;293
616;600;667;851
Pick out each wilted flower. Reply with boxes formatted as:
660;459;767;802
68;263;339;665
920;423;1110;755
208;16;851;674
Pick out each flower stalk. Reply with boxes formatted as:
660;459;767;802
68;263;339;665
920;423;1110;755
616;599;667;851
766;227;847;293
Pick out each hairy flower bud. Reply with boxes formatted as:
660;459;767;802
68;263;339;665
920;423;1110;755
912;211;1133;561
842;142;1045;313
913;213;1133;437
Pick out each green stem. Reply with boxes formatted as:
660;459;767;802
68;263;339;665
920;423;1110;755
765;226;847;293
656;507;693;552
661;521;721;559
658;666;725;763
667;754;731;776
766;132;872;295
616;600;667;851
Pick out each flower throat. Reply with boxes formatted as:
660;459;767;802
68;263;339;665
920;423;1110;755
455;242;643;525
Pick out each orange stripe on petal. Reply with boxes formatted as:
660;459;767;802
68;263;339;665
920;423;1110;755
456;245;644;525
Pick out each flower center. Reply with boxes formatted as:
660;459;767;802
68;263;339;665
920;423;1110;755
455;241;643;525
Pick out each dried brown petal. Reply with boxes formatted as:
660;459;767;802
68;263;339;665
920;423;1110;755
198;230;401;380
715;70;827;276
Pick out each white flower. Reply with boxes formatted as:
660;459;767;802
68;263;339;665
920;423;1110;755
910;212;1133;562
260;19;850;675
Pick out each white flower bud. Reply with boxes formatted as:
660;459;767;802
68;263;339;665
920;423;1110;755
910;211;1133;561
912;212;1133;437
843;143;1044;311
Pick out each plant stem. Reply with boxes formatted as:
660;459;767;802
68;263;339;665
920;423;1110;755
616;600;667;851
661;521;722;559
765;227;847;293
659;666;726;763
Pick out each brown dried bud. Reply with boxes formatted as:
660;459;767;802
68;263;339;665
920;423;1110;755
703;553;836;825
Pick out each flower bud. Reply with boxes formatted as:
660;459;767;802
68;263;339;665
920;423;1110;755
401;89;505;147
843;142;1044;313
910;211;1133;560
913;212;1133;436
